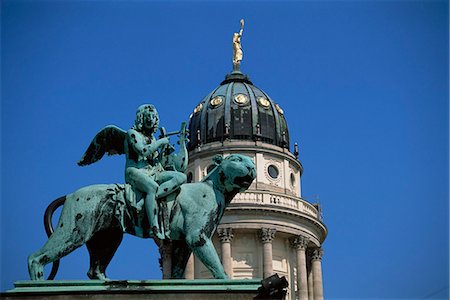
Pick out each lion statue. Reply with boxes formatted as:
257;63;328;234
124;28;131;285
28;154;256;280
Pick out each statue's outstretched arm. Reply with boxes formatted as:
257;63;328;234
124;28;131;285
78;125;127;166
127;129;169;158
239;19;244;36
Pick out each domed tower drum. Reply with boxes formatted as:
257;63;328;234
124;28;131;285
184;71;327;300
183;21;327;300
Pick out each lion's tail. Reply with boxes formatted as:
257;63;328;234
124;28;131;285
43;196;66;280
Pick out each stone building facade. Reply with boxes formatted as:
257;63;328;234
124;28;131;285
183;69;327;300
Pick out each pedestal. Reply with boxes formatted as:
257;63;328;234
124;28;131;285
2;279;261;300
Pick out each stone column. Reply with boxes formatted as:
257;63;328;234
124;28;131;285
311;248;324;300
307;263;314;300
217;228;234;277
291;236;309;300
259;228;276;278
194;159;202;181
159;241;172;279
184;253;195;279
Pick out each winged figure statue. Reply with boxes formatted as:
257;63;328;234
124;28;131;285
28;104;257;281
77;104;188;239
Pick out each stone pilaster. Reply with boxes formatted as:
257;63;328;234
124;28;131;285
218;228;234;277
258;228;276;278
311;248;324;300
290;235;309;300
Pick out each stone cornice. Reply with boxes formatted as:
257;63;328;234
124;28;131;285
225;204;328;242
188;141;303;174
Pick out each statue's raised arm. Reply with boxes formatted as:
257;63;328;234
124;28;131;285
77;125;127;166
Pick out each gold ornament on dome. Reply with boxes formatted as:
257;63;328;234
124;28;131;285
210;96;224;108
194;103;203;114
257;96;270;108
234;93;249;105
233;19;245;70
275;103;284;115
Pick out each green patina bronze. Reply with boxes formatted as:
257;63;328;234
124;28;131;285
27;104;256;281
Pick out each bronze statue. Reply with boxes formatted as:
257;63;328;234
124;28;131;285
28;104;256;281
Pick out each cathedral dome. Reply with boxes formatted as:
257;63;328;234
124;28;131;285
188;70;290;151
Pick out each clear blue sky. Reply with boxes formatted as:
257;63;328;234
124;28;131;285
1;1;448;299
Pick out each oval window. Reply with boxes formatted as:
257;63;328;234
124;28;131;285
210;96;223;108
268;165;279;179
275;103;284;115
194;103;203;114
234;93;249;105
257;96;270;108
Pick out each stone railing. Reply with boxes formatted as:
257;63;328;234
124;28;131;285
231;192;319;219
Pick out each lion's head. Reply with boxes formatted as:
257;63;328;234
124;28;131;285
211;154;256;194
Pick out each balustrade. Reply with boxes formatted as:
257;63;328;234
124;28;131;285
231;192;319;219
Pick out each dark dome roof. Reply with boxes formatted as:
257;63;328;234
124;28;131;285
188;70;290;151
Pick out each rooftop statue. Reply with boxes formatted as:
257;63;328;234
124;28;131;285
28;104;256;280
233;19;245;70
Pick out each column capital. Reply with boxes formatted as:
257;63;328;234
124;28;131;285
259;228;276;243
290;235;309;250
217;228;234;243
311;248;324;261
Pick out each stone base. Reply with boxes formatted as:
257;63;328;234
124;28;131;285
2;279;261;300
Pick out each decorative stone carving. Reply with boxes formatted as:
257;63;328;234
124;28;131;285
217;228;234;243
259;228;276;243
311;248;324;261
290;235;309;250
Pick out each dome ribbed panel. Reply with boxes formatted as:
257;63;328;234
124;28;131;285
230;82;253;139
206;84;228;143
187;73;291;151
243;83;259;139
251;86;276;145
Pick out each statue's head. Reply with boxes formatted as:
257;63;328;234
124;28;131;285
134;104;159;133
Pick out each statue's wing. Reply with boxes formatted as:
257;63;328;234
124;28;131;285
77;125;127;166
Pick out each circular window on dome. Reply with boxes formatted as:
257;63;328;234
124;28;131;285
234;94;249;105
267;165;279;179
275;103;284;115
210;96;223;108
257;96;270;109
194;103;203;114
